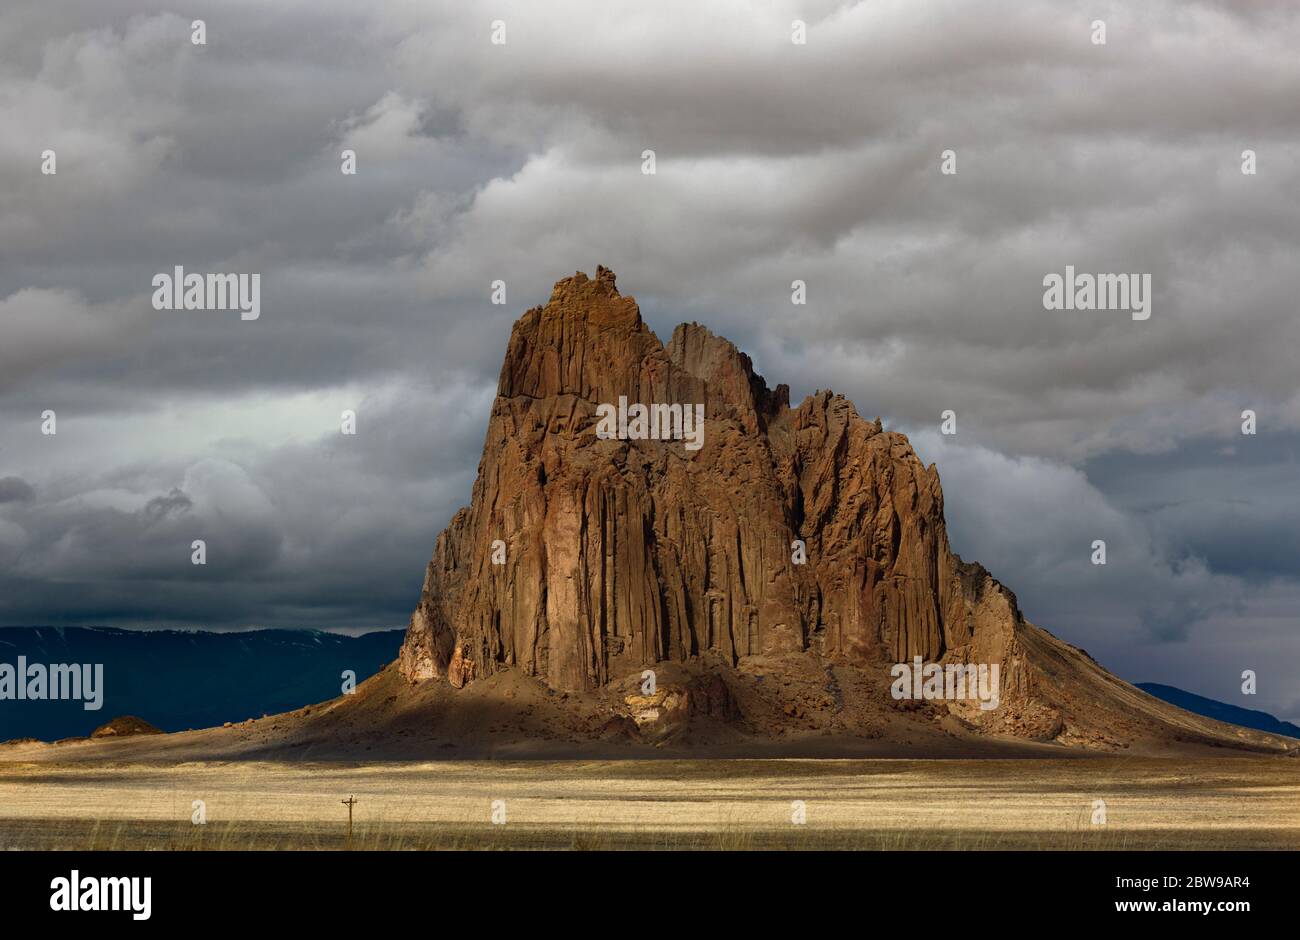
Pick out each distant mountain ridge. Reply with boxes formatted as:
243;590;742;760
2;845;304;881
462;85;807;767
0;626;404;741
1137;682;1300;740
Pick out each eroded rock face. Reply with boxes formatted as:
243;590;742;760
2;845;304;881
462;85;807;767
398;266;1029;706
624;688;689;741
447;644;476;689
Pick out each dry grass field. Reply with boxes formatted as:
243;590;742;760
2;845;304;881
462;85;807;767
1;757;1297;850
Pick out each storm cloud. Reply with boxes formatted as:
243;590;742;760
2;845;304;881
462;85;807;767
1;1;1297;720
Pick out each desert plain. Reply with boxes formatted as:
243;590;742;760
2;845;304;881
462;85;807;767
2;756;1297;851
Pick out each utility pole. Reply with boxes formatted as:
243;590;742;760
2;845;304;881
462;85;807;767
341;795;358;850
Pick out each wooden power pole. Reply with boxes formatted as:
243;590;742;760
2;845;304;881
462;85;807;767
341;795;358;850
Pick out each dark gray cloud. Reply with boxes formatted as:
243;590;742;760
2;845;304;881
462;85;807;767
0;476;35;503
1;0;1297;722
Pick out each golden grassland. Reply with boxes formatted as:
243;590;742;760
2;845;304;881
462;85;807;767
1;756;1297;850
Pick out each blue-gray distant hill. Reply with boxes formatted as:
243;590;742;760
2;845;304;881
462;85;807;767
1138;682;1300;740
0;627;404;742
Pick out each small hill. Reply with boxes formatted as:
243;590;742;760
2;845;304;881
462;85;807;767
91;716;163;738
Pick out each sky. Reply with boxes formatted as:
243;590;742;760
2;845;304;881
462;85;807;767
1;1;1298;722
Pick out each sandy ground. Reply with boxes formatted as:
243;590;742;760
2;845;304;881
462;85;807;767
2;757;1297;850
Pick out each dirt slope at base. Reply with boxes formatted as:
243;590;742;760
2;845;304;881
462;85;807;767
5;653;1295;764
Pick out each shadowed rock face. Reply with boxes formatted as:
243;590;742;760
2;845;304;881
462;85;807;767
400;267;1024;692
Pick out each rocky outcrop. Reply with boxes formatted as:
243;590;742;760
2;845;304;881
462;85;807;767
395;267;1263;749
90;716;162;738
446;644;476;689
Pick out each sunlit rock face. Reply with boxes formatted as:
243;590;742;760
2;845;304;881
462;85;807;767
400;266;1021;689
397;266;1228;751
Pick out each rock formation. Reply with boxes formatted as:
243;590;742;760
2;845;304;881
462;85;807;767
396;267;1276;749
90;716;162;738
